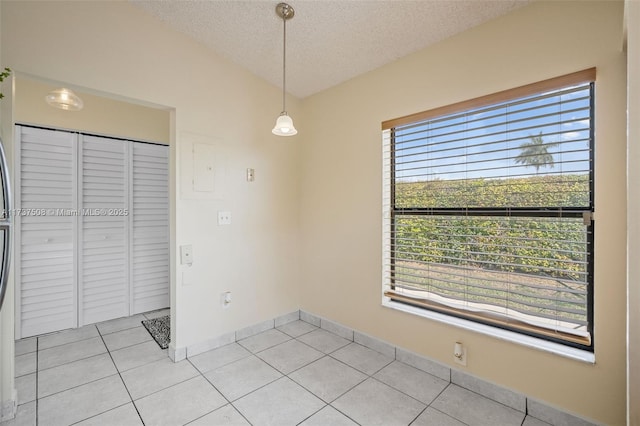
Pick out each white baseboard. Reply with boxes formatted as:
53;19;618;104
168;343;186;362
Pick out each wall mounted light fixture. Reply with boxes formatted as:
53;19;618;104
272;2;297;136
45;88;84;111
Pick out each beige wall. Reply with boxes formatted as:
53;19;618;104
626;0;640;423
1;0;302;356
300;1;626;424
14;77;170;144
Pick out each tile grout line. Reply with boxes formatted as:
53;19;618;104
428;406;470;425
121;369;200;403
293;402;334;426
276;324;319;340
420;382;458;424
276;328;321;352
235;329;292;353
99;324;148;338
225;375;316;423
334;409;363;425
96;327;146;426
13;348;37;380
286;355;365;405
368;375;432;409
36;347;108;374
447;382;527;416
222;361;284;403
185;357;254;426
34;372;122;402
295;331;351;356
200;360;295;425
407;405;429;426
67;402;133;426
103;337;155;354
326;349;393;377
33;311;159;352
35;327;100;352
189;348;253;376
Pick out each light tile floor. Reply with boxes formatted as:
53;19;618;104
3;313;552;426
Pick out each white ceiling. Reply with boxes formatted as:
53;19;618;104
131;0;530;99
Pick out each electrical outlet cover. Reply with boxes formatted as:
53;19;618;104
453;344;467;366
217;211;232;225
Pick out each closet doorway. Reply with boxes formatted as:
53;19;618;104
15;125;170;339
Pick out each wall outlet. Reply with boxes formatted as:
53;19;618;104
454;342;467;366
217;211;232;225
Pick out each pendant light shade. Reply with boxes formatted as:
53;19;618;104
45;88;84;111
272;112;297;136
272;3;297;137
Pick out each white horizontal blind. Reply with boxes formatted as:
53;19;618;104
130;143;169;314
17;126;78;337
383;74;594;348
79;135;129;325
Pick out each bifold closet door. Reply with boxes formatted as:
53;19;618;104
16;125;170;338
16;126;78;338
130;143;169;314
79;135;129;325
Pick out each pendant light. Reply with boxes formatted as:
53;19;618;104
45;88;84;111
272;2;297;136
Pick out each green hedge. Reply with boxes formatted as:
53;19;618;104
394;175;589;281
395;174;589;208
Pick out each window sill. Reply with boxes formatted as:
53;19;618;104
382;299;595;364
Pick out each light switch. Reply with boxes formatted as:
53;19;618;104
180;245;193;265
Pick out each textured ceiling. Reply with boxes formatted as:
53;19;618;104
131;0;529;99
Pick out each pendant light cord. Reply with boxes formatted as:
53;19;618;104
282;13;287;113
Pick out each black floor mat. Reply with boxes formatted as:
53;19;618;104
141;315;170;349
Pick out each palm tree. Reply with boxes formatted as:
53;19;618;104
514;132;559;173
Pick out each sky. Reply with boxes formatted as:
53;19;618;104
393;84;592;183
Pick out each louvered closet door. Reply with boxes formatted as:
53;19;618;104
17;126;77;338
79;135;129;325
130;143;169;314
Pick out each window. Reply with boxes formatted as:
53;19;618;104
382;69;595;350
